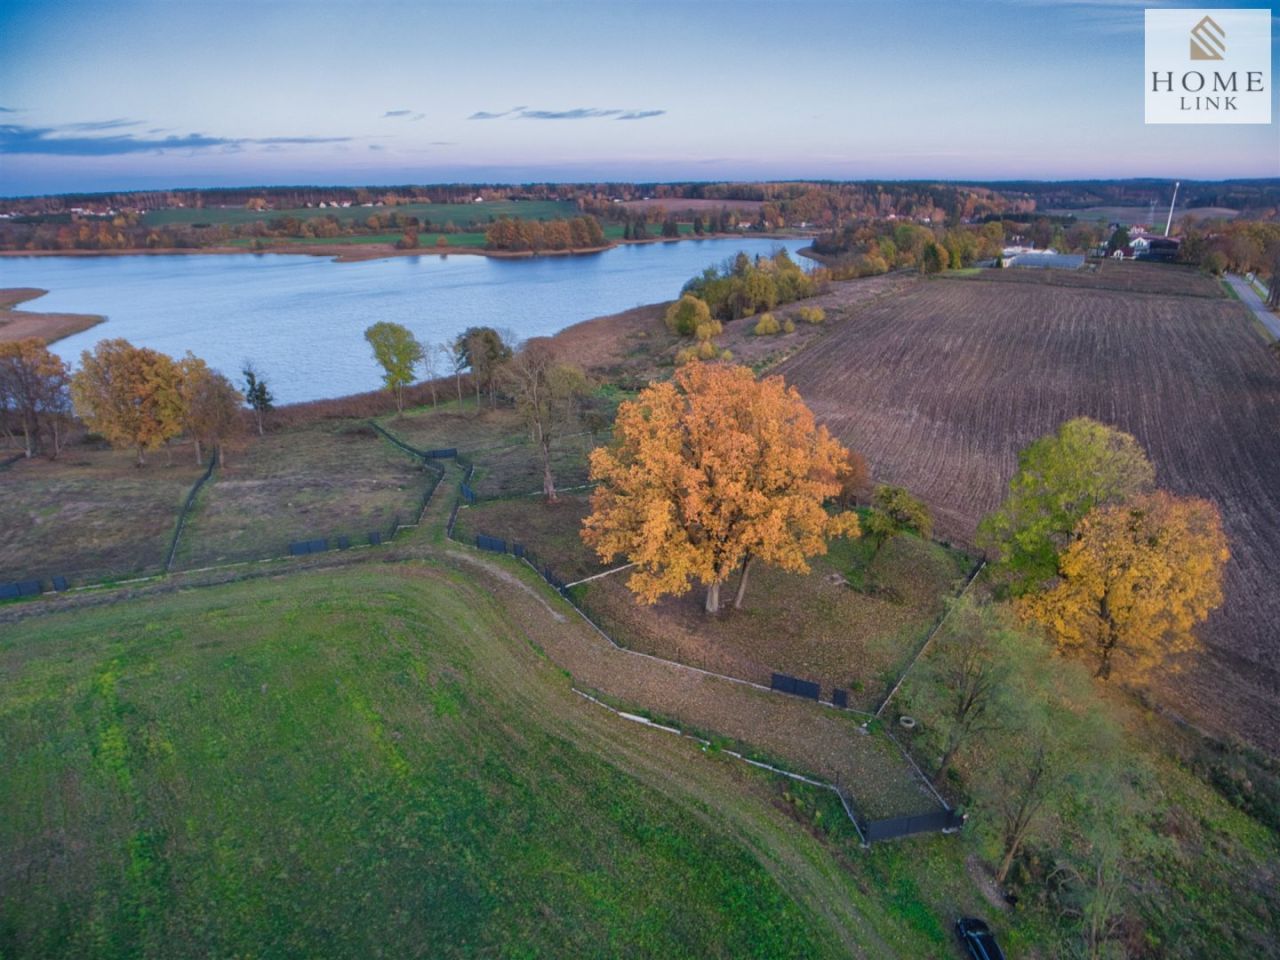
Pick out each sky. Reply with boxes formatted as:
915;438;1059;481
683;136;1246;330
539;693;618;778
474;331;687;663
0;0;1277;195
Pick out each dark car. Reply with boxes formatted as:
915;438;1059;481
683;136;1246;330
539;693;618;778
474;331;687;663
955;917;1006;960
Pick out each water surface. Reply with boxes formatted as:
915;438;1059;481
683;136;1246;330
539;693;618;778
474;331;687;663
0;237;812;402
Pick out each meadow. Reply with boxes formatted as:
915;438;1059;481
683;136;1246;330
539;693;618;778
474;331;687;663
140;199;579;229
0;564;872;959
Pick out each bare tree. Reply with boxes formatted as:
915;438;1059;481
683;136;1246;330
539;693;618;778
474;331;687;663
499;338;588;501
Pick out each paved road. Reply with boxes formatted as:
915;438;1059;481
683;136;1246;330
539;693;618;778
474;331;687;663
1225;273;1280;339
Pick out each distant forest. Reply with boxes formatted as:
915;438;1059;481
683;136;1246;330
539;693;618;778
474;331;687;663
1;179;1276;254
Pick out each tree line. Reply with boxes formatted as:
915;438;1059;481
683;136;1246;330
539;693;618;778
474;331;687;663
1;337;277;466
680;248;823;320
483;216;605;252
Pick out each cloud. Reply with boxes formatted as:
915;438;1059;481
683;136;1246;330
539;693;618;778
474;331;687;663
430;141;457;146
382;109;425;120
469;105;665;121
60;118;142;132
368;144;384;151
0;122;351;156
0;106;18;114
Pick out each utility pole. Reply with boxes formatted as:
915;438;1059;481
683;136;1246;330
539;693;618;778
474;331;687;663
1164;181;1180;237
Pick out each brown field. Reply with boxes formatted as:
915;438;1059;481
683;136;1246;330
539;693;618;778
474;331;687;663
775;272;1280;750
0;444;203;585
577;533;972;712
456;490;973;711
0;288;104;344
968;260;1226;299
172;422;429;568
452;494;605;581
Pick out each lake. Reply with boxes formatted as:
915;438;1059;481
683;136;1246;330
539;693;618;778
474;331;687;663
0;237;814;403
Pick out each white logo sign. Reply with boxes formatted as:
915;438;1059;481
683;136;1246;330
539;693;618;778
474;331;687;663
1145;8;1272;124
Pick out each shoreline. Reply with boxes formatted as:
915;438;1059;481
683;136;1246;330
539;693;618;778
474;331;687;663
0;288;105;344
0;230;813;265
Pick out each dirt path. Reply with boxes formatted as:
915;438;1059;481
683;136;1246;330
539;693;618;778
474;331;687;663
436;546;940;821
1226;274;1280;339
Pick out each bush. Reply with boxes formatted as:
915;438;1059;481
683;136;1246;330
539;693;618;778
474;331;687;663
664;294;713;337
694;319;723;342
754;313;780;336
675;346;699;366
797;306;826;324
696;339;719;360
782;317;796;334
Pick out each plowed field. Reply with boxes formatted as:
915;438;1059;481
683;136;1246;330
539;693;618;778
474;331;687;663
778;272;1280;750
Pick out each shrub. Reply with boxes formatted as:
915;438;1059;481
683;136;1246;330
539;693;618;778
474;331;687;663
664;294;713;337
694;319;723;342
696;339;719;360
754;313;780;336
675;346;699;365
782;317;796;334
797;306;826;324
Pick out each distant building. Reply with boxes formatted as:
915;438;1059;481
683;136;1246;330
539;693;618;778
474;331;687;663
1112;232;1181;261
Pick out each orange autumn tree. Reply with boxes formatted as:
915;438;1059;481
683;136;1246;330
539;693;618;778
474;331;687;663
71;339;185;466
1018;491;1229;680
582;362;859;614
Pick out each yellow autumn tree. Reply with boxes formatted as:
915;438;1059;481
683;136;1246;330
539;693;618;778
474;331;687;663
582;362;860;613
71;339;185;466
1018;492;1229;680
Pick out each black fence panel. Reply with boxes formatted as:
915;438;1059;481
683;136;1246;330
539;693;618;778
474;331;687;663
832;688;849;709
368;531;383;546
288;541;309;556
460;483;477;504
423;447;457;459
475;534;507;553
309;538;328;554
864;808;965;842
0;579;43;599
336;536;351;550
771;672;819;701
52;575;69;592
512;542;525;558
794;678;820;700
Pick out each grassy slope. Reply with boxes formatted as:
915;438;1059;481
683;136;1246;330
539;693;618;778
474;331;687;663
0;562;951;959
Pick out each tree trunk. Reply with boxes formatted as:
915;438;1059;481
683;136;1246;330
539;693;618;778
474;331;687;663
540;437;558;502
430;381;438;408
395;385;404;414
934;734;961;787
136;445;146;468
704;580;722;614
255;409;264;437
218;443;225;467
995;838;1020;887
21;421;33;458
194;438;202;466
51;416;62;460
733;555;754;609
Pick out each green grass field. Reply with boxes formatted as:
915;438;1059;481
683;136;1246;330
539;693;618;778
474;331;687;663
0;562;971;959
142;199;579;229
